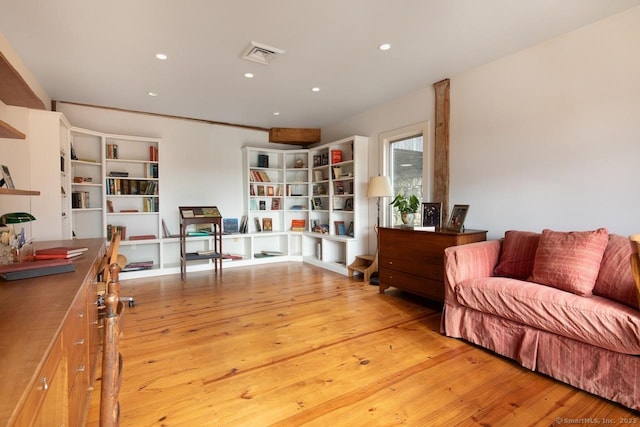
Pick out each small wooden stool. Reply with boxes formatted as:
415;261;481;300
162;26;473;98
348;254;377;283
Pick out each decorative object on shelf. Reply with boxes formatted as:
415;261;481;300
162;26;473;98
344;198;354;211
262;217;272;231
335;221;346;235
331;150;342;163
0;165;15;189
447;204;470;232
422;202;442;228
257;154;269;168
295;159;305;168
366;176;393;227
390;193;420;225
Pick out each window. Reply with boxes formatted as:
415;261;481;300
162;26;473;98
379;122;432;226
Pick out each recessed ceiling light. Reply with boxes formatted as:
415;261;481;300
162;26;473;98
311;87;320;92
273;112;280;116
148;91;158;97
400;163;412;167
155;53;167;60
244;72;254;78
378;43;391;51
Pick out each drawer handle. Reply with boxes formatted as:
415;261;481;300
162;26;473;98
41;377;49;390
75;338;85;345
78;312;85;318
388;261;393;265
76;365;86;373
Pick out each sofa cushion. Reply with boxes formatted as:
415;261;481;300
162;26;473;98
455;276;640;354
494;230;540;280
529;228;609;297
594;234;639;310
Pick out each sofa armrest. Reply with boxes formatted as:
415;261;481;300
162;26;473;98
443;240;502;304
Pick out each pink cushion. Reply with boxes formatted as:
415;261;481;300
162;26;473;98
594;234;639;309
494;230;540;280
529;228;609;297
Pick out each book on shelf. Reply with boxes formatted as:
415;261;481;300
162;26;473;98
254;217;262;232
222;253;243;261
196;249;217;256
257;154;269;168
239;215;249;233
129;234;157;240
223;218;239;234
122;261;154;272
331;149;342;163
291;219;306;232
107;225;127;240
149;146;158;161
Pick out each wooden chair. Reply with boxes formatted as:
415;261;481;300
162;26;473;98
630;234;640;307
100;254;124;426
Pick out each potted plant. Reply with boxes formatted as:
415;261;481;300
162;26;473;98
390;194;420;224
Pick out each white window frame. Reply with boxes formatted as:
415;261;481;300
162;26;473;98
378;121;433;227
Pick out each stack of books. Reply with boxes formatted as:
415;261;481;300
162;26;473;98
34;246;88;260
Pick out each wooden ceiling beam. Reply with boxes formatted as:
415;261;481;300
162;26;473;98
269;127;321;146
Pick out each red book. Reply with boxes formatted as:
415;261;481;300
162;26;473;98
34;252;84;260
35;246;88;257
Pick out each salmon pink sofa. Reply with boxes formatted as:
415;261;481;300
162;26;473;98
441;228;640;410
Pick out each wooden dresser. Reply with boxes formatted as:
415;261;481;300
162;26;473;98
0;238;105;426
378;227;487;302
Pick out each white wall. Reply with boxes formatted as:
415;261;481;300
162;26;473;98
450;6;640;239
324;6;640;242
57;103;293;234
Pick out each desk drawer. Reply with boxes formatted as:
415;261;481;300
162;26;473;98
13;334;64;426
64;293;89;388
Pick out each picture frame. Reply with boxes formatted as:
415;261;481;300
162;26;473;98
1;165;15;189
312;197;323;210
334;220;346;235
447;204;469;232
422;202;442;228
343;198;354;211
271;198;280;210
262;217;273;232
347;221;354;237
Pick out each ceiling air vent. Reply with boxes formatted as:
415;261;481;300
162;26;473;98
241;41;285;65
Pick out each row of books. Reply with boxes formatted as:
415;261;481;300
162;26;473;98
72;191;90;208
106;179;158;195
249;170;271;182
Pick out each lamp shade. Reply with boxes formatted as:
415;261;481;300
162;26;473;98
1;212;36;224
366;176;393;198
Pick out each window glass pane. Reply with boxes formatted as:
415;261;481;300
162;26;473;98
390;135;423;225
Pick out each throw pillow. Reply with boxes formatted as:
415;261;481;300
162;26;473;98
494;230;540;280
594;234;639;309
529;228;609;297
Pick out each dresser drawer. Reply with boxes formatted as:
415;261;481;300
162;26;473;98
379;255;443;281
379;267;444;302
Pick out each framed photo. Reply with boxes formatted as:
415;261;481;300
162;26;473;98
422;202;442;228
1;165;15;189
262;217;273;232
266;186;274;196
257;185;265;196
271;198;280;210
347;221;354;237
344;198;353;211
334;220;346;235
447;204;470;232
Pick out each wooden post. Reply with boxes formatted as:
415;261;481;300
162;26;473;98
100;263;122;427
433;79;450;225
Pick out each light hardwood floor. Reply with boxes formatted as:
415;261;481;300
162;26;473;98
86;263;638;426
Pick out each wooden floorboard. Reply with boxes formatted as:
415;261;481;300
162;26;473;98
86;262;638;426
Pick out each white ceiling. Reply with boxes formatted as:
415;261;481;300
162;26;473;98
1;0;639;130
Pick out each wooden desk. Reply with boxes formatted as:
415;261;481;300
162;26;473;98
0;238;105;426
378;227;487;302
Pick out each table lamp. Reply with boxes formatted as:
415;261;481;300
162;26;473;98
366;176;393;227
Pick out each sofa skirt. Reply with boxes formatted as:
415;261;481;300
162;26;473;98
442;303;639;411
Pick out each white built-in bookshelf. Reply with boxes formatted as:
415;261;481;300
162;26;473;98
241;135;368;275
32;117;368;278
